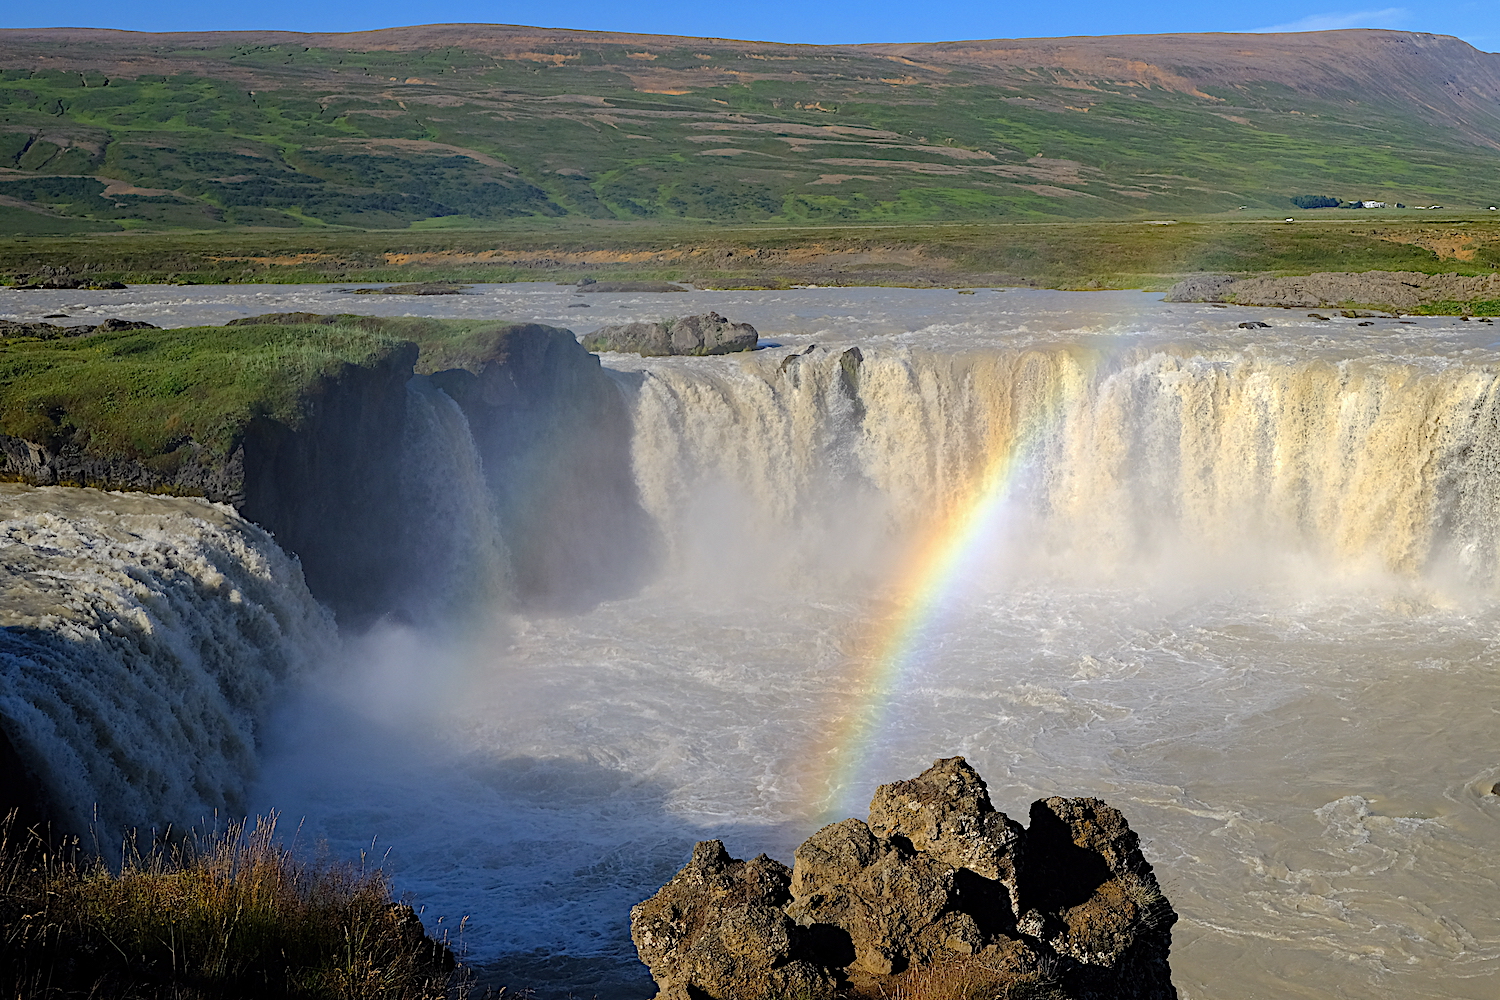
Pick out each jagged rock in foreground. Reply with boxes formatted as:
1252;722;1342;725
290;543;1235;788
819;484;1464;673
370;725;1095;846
632;757;1177;1000
582;311;758;356
632;841;839;1000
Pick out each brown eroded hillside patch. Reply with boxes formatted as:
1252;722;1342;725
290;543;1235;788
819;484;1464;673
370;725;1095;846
781;244;942;267
381;248;693;267
210;252;346;267
1375;230;1481;260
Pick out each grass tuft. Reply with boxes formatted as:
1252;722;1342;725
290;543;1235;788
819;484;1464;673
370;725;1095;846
849;954;1065;1000
0;813;455;1000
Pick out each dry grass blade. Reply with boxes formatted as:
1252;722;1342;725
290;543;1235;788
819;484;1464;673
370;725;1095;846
0;811;456;1000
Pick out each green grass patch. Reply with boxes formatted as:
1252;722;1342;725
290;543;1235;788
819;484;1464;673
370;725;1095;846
0;321;406;459
0;315;572;466
0;204;119;235
1414;298;1500;316
221;312;551;374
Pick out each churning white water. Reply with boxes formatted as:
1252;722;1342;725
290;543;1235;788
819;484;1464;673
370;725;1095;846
3;284;1497;998
0;485;336;838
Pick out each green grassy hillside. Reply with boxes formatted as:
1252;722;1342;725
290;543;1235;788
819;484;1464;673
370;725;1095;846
2;25;1500;231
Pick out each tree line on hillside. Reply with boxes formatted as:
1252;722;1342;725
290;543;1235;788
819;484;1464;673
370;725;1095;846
1291;194;1421;209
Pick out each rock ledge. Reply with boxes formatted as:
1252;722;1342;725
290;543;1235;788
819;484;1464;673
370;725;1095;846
632;757;1177;999
582;311;758;356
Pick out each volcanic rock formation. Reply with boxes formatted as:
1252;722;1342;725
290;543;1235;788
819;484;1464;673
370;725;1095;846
582;312;758;356
632;757;1177;1000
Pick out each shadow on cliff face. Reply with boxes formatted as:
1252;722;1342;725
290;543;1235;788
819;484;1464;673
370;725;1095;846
236;344;424;628
239;323;662;626
428;327;663;616
0;706;53;836
1018;800;1115;913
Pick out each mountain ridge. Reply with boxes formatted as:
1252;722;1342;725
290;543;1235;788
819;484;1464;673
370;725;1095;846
1;25;1498;229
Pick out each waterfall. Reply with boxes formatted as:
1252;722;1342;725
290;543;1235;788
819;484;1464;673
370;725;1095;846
0;486;337;838
399;377;511;618
0;378;511;837
623;344;1500;589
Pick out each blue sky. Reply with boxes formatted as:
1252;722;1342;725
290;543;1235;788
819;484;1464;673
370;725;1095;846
3;2;1499;51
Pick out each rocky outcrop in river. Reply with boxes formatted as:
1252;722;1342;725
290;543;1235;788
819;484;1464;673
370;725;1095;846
582;312;759;355
632;757;1177;1000
0;318;156;339
1166;270;1500;311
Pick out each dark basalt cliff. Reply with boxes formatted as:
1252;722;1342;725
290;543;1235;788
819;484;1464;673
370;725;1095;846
0;433;246;502
238;343;420;622
0;317;647;622
633;758;1177;1000
425;324;659;611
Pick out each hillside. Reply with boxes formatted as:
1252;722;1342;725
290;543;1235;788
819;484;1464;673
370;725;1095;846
1;24;1499;230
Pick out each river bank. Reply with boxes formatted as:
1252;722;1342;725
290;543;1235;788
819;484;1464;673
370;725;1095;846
4;217;1500;301
1166;269;1500;314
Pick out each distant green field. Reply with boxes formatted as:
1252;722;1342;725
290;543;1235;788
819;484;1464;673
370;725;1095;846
3;29;1500;231
1;217;1495;290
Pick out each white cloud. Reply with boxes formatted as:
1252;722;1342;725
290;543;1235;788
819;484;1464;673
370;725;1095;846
1249;7;1410;33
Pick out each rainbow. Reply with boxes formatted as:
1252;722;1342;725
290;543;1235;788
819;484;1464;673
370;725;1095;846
806;348;1089;820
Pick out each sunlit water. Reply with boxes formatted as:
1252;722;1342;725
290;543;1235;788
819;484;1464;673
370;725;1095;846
8;282;1499;999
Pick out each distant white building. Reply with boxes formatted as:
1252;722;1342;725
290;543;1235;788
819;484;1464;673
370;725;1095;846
1361;201;1387;209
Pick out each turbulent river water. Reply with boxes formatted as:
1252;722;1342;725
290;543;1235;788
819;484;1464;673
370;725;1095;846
4;282;1500;999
